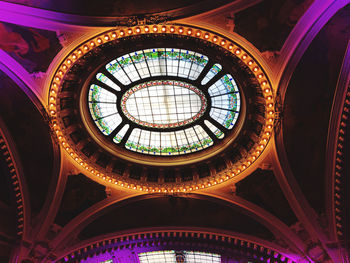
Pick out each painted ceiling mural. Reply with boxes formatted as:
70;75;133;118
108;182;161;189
0;22;62;73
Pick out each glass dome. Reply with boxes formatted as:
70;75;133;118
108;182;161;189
88;47;241;156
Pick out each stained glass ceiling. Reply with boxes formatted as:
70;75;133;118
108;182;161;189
121;80;207;129
88;48;241;156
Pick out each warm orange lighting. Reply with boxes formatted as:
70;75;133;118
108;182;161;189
49;24;275;193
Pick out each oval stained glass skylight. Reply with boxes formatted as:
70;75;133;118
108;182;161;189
88;47;241;156
121;80;207;129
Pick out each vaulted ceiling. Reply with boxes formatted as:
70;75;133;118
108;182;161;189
0;1;349;262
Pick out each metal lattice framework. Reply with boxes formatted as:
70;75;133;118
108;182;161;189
88;47;240;156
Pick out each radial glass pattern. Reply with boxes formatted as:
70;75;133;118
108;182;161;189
138;251;221;263
88;48;241;156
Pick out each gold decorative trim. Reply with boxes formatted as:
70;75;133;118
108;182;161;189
48;24;275;193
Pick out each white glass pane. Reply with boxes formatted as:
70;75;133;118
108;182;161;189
113;124;129;143
204;120;224;139
139;251;176;263
194;125;213;148
177;49;193;78
96;72;121;91
184;251;221;263
129;50;151;78
160;132;179;155
117;55;140;82
88;84;116;103
125;128;141;152
106;60;131;85
201;63;222;85
208;74;238;96
166;48;180;76
188;52;208;80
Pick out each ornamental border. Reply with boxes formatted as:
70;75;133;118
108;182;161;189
48;24;275;193
119;80;207;129
55;230;294;263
